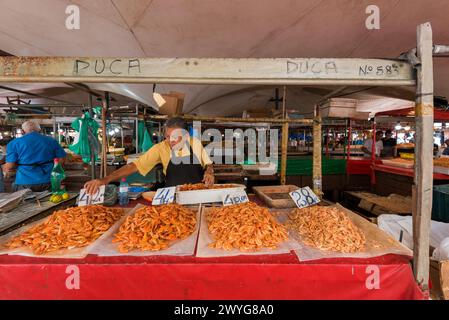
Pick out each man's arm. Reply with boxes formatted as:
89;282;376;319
3;162;17;178
84;163;138;195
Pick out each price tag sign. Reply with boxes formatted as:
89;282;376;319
289;186;320;209
222;190;249;206
78;185;105;207
152;187;176;205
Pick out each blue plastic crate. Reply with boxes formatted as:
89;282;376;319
432;184;449;223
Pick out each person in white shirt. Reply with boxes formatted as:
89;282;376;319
362;130;384;158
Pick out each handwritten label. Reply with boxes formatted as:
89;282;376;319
74;58;141;75
78;185;105;207
152;187;176;205
358;64;400;77
222;190;249;206
289;186;320;209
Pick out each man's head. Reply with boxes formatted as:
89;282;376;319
21;120;41;134
375;130;383;141
385;129;392;138
163;117;188;149
445;139;449;147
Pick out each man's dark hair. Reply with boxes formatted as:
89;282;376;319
164;117;187;130
385;129;392;135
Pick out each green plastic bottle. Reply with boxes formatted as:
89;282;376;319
50;158;66;194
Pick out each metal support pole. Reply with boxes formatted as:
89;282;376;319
312;105;322;196
371;121;377;186
136;119;139;155
53;118;57;140
101;92;109;179
413;22;434;291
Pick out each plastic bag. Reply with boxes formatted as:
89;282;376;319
137;121;153;153
69;112;100;164
432;237;449;261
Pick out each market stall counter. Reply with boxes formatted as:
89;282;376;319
0;197;424;300
373;164;449;197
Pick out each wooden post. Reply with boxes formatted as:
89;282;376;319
280;86;288;185
347;120;352;159
413;22;434;291
280;122;289;185
313;105;322;196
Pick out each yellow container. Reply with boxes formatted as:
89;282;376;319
399;152;415;160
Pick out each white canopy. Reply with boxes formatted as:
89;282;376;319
0;0;448;115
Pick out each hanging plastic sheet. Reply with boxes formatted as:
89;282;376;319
69;112;100;164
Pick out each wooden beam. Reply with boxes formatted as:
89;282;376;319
147;114;314;125
312;106;323;196
0;57;415;86
413;22;434;291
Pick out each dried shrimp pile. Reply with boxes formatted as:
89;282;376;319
4;205;123;254
434;157;449;168
207;202;288;252
113;204;196;252
179;183;235;191
286;206;365;253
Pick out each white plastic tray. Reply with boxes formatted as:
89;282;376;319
381;159;414;169
434;166;449;175
176;184;245;205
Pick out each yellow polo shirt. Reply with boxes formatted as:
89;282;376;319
133;138;212;176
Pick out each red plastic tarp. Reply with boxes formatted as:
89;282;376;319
376;107;449;121
0;253;424;300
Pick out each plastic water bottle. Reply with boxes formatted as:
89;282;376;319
50;158;66;194
118;178;129;206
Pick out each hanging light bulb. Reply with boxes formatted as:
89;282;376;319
404;125;411;131
395;122;402;131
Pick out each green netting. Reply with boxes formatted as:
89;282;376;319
277;157;347;176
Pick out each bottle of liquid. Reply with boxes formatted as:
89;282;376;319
50;158;66;194
118;178;129;206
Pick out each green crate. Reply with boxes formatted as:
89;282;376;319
277;157;346;176
432;184;449;223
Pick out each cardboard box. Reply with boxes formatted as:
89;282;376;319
158;91;185;116
430;258;449;300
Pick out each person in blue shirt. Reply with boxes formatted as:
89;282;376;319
3;120;66;192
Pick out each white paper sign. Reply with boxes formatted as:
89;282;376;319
152;187;176;205
78;185;105;207
289;186;320;209
222;190;249;206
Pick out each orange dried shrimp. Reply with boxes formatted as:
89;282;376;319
113;204;196;253
286;206;365;253
179;183;235;191
434;157;449;168
207;202;288;252
4;205;123;255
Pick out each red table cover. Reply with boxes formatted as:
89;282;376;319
0;253;424;300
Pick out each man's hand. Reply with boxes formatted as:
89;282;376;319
203;173;214;187
3;170;14;179
84;178;107;195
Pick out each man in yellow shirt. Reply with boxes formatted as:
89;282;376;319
84;117;214;194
